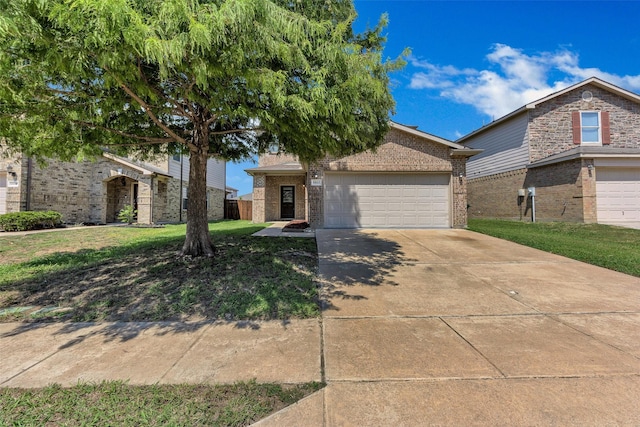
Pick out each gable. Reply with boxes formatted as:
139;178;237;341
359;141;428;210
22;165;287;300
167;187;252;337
326;127;454;172
528;83;640;163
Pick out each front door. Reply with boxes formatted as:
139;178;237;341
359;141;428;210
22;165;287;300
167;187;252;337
280;185;295;219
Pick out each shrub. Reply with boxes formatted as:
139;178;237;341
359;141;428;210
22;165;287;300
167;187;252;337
0;211;63;232
117;205;137;224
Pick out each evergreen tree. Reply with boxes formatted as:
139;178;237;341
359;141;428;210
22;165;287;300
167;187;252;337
0;0;403;257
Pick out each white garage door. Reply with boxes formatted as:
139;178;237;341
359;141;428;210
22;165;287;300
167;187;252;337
324;173;450;228
596;168;640;223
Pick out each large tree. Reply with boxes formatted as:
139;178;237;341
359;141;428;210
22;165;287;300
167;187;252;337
0;0;403;257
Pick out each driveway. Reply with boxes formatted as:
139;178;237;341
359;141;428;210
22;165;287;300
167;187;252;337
257;229;640;426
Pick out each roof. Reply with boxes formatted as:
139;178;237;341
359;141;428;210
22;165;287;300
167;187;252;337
225;185;238;192
103;153;171;177
528;146;640;168
245;161;305;176
389;121;481;156
457;77;640;144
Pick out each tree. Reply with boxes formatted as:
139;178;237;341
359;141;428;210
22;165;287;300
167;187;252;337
0;0;403;257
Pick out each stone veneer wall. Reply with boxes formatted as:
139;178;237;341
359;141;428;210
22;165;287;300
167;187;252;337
468;159;595;222
528;84;640;162
1;154;224;224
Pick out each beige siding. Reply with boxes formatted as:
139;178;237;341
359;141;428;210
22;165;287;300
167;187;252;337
206;158;225;190
465;113;530;179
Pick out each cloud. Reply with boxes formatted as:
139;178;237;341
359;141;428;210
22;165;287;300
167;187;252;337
408;44;640;119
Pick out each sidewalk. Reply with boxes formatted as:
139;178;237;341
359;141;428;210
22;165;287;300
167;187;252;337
0;320;321;387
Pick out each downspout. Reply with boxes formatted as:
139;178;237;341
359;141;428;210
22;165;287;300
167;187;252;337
26;157;33;211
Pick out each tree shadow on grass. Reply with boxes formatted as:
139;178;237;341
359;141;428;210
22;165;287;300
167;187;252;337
0;230;318;344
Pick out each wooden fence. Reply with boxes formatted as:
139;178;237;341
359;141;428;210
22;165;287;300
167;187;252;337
224;199;252;220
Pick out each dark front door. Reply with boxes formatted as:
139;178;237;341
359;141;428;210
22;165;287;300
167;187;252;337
280;186;295;219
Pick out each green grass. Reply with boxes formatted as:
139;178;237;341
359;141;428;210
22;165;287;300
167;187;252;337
0;221;320;322
0;380;324;426
0;221;323;425
468;219;640;277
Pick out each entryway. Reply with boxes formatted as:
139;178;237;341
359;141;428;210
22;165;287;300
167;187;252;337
280;185;295;219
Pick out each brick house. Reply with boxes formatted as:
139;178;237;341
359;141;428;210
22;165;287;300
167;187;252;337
459;77;640;226
246;121;481;229
0;150;226;224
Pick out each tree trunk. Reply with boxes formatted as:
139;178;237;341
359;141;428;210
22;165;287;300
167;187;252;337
180;131;215;257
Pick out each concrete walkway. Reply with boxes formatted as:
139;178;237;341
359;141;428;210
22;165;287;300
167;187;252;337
1;320;321;387
256;229;640;426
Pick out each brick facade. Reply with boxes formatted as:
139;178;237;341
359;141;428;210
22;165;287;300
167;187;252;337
253;125;473;229
264;175;306;221
468;159;596;223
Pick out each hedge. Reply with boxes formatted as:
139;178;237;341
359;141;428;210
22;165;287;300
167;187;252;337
0;211;63;232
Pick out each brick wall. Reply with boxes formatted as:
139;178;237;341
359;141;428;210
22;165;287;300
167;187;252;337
308;127;465;228
258;152;299;167
264;175;306;221
468;159;594;222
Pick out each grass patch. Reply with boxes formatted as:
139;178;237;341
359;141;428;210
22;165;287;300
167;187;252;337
468;219;640;277
0;380;324;426
0;221;320;322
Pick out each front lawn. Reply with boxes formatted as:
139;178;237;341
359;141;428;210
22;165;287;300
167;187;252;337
468;219;640;277
0;221;323;426
0;220;320;322
0;381;323;426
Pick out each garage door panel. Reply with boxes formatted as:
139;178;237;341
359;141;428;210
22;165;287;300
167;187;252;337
324;173;450;228
596;168;640;223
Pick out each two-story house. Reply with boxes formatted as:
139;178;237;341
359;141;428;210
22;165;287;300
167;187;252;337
0;150;226;224
460;77;640;226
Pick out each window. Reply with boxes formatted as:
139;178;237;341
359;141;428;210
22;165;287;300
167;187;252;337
268;142;279;154
172;154;181;162
572;111;611;145
581;112;600;143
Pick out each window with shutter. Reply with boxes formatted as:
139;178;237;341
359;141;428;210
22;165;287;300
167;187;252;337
572;111;610;145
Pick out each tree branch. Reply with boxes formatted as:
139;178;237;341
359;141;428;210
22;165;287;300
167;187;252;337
72;120;175;144
209;128;263;135
105;67;187;145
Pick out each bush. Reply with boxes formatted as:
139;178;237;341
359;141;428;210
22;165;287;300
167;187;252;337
0;211;63;232
117;205;137;224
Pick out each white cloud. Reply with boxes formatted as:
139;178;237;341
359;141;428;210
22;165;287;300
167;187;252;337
408;44;640;119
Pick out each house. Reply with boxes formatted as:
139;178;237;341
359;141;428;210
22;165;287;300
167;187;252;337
225;186;239;199
0;150;226;224
246;121;481;229
459;77;640;226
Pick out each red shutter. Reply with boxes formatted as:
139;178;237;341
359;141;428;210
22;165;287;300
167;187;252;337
571;111;581;144
601;111;611;145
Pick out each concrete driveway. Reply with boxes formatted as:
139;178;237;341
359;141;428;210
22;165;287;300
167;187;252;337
257;229;640;426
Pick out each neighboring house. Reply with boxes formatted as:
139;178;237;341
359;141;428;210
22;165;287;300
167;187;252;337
246;121;481;229
225;186;239;199
459;77;640;226
0;150;226;224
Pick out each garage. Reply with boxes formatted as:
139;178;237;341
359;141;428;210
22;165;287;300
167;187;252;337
596;168;640;224
324;173;450;228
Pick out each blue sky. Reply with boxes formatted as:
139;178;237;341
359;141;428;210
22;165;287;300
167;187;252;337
226;0;640;196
